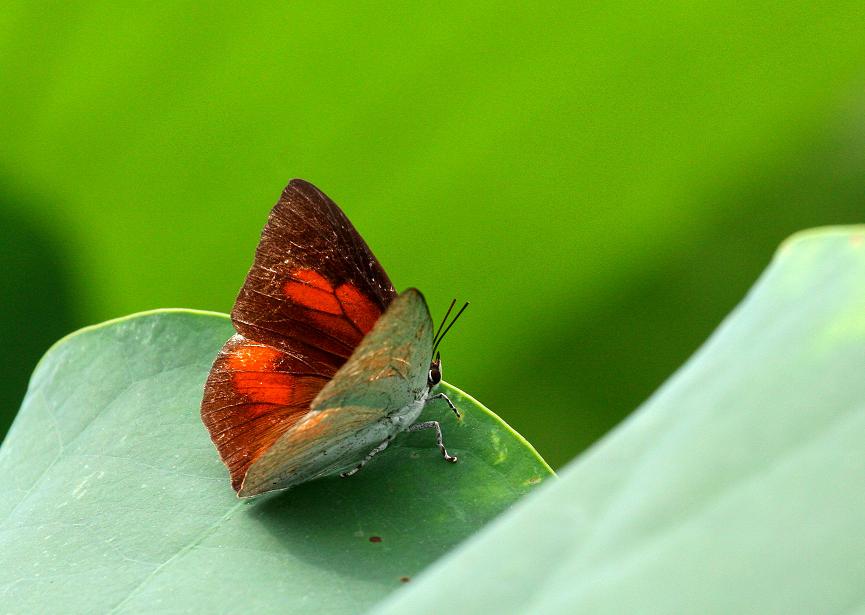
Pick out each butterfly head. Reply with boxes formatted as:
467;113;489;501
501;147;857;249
428;352;443;389
428;299;469;390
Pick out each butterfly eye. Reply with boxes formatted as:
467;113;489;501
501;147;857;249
427;367;442;387
427;353;442;388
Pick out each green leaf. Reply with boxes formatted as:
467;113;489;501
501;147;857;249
370;226;865;615
0;311;551;613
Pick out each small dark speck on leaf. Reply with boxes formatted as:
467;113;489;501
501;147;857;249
400;576;411;583
369;536;382;543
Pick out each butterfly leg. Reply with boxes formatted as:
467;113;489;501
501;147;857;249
427;392;461;419
340;435;393;478
408;421;458;463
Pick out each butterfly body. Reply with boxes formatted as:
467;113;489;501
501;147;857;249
201;180;461;497
240;399;428;495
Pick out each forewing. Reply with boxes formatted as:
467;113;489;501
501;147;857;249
201;334;336;491
231;179;397;373
239;289;434;496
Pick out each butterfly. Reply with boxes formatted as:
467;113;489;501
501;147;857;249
200;179;467;496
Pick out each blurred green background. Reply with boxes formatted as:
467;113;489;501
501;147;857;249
2;3;865;468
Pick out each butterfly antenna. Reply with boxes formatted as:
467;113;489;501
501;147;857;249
432;301;469;356
432;299;457;348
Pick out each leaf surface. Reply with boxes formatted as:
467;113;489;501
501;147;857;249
0;311;551;614
371;227;865;615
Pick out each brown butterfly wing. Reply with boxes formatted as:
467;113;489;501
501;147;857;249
201;334;335;491
231;179;396;373
201;180;398;492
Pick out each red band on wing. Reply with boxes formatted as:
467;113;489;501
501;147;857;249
280;268;387;356
227;343;282;370
284;270;342;315
226;344;302;406
336;282;380;334
201;336;333;492
308;312;364;348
